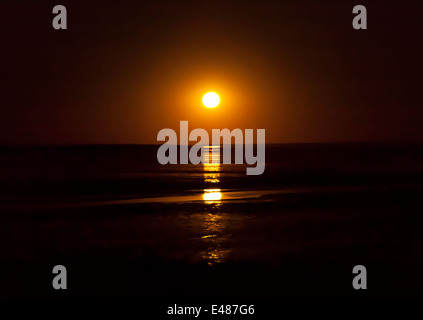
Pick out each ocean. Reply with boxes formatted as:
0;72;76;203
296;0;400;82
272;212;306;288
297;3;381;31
0;143;422;299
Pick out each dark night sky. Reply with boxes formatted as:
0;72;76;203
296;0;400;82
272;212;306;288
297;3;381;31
1;0;422;144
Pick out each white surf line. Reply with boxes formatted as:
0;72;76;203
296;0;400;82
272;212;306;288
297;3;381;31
2;183;415;212
0;189;286;212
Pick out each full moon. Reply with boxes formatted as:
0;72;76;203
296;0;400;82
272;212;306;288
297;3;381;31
202;92;220;108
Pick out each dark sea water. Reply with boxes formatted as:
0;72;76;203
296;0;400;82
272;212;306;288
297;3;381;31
0;144;423;299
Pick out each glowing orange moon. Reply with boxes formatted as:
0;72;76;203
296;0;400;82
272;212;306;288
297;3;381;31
202;92;220;108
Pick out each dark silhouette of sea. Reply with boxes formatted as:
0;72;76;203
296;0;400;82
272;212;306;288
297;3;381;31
0;143;422;299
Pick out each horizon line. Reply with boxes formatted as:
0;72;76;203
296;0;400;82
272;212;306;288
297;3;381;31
1;141;423;147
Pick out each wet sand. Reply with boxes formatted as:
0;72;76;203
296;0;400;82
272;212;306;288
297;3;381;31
1;186;422;299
